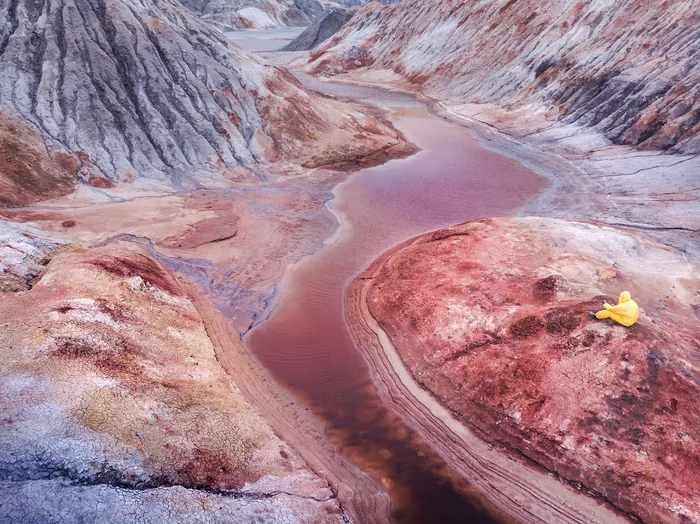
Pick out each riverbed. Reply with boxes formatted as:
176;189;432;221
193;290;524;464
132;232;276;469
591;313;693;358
223;31;548;522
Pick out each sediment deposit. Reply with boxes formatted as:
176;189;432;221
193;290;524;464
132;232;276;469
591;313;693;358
0;109;78;207
302;0;700;253
308;0;700;153
353;217;699;523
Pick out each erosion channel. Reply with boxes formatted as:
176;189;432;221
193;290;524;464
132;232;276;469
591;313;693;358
240;37;548;523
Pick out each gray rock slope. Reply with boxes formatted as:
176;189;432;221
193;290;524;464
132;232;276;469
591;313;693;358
333;0;398;6
0;0;349;186
282;7;354;51
311;0;700;154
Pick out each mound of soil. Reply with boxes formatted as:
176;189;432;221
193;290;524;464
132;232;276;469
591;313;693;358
365;217;700;523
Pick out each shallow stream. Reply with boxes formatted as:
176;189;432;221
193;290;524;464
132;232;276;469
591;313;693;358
241;66;547;521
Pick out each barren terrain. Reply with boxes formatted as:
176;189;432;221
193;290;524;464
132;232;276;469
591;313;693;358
0;241;346;522
1;1;699;522
299;0;700;255
350;217;699;523
0;1;414;521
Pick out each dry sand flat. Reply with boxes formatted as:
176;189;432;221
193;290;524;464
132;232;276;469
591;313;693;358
3;171;380;326
348;217;699;523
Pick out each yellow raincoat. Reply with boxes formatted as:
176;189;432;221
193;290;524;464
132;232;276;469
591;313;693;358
595;291;639;327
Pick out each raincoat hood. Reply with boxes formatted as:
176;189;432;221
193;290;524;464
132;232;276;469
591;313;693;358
619;291;632;303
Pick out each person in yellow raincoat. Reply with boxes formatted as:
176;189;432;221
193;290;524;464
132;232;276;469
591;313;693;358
589;291;639;327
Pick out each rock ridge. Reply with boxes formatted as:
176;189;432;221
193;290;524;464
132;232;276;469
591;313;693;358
358;217;699;523
308;0;700;153
0;0;403;190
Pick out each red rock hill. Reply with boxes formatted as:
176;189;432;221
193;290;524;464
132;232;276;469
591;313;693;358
365;217;699;523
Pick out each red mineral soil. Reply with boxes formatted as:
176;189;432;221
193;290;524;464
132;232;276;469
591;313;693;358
0;161;382;332
0;109;79;207
352;217;699;523
0;241;345;521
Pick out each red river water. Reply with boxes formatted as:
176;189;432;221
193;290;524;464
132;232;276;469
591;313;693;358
246;79;546;522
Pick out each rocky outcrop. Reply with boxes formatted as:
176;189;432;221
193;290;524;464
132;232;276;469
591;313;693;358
0;0;403;190
178;0;397;33
0;241;345;522
282;7;354;51
0;221;61;292
181;0;323;30
308;0;700;154
360;217;700;523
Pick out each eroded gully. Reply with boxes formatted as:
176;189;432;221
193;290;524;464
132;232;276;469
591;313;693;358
244;72;547;522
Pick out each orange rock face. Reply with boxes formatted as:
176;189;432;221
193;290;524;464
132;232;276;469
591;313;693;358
365;218;699;523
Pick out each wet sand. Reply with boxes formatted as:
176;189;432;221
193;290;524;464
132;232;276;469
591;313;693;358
246;84;547;522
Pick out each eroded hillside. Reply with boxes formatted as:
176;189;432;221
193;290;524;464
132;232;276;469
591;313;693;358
0;0;402;192
309;0;700;153
356;217;699;523
0;242;345;522
181;0;323;30
0;0;415;521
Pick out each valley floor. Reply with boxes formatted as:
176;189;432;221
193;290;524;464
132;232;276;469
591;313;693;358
1;31;697;524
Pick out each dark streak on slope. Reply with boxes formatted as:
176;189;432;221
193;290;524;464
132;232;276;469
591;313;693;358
0;0;400;186
310;0;700;153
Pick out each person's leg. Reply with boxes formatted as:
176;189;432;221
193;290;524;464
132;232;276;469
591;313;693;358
595;309;611;320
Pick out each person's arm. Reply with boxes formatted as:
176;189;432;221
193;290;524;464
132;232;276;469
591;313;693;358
604;302;626;314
